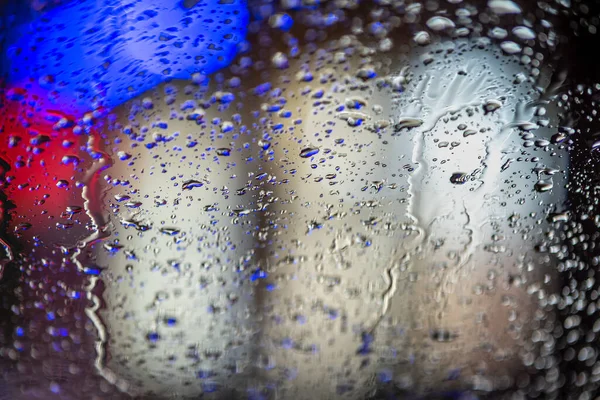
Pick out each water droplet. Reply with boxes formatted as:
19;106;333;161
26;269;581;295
66;205;83;214
114;194;131;202
430;329;458;342
426;16;456;32
551;133;567;144
300;147;319;158
14;223;32;232
117;151;132;161
484;99;503;113
221;121;234;133
450;172;469;185
395;117;424;131
269;13;293;31
187;108;205;123
500;41;522;54
489;27;508;39
488;0;522;15
214;91;235;103
160;227;181;236
182;180;204;190
534;180;553;192
414;31;431;46
146;332;161;343
512;26;536;40
272;52;289;69
356;66;377;81
142;97;154;109
125;201;142;209
120;218;151;232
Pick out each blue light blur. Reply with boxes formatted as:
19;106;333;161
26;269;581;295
3;0;249;115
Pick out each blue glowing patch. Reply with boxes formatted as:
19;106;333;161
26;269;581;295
4;0;249;115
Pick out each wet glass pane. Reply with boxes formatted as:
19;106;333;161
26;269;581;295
1;0;600;399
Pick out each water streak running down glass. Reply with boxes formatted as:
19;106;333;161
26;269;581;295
1;1;600;399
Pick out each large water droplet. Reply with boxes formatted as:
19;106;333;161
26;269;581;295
512;26;536;40
488;0;522;15
182;180;204;190
300;147;319;158
426;16;456;32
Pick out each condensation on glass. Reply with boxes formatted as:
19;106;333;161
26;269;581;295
1;1;600;400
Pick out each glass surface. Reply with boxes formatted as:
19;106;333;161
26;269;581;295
1;1;600;399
